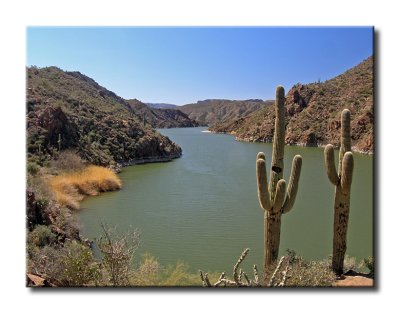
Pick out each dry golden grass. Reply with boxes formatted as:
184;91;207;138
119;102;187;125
50;166;122;209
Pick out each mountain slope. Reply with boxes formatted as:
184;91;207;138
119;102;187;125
126;99;199;128
27;66;182;166
210;56;374;153
180;99;273;126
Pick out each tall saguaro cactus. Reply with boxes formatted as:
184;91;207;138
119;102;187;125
256;86;302;276
324;109;354;274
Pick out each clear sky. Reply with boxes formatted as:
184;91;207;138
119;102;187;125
27;27;373;105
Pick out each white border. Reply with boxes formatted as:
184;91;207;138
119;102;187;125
0;0;398;312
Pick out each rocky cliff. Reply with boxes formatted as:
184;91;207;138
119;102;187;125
210;56;374;153
27;66;182;166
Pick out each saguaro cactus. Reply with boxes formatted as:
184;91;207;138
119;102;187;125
324;109;354;274
57;133;62;152
256;86;302;276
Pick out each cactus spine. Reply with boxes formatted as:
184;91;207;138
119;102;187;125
256;86;302;276
324;109;354;274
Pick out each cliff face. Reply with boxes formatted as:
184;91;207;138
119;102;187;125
210;56;374;153
27;66;182;166
180;99;273;126
126;99;199;128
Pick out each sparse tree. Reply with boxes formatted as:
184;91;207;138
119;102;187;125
97;223;140;286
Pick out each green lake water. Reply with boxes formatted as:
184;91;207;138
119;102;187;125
78;127;373;273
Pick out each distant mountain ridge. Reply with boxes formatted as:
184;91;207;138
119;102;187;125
127;99;199;128
210;56;374;153
180;99;273;126
146;103;178;109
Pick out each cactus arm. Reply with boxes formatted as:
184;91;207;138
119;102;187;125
324;144;339;185
256;158;271;210
269;86;286;200
282;155;302;214
272;179;286;213
340;152;354;193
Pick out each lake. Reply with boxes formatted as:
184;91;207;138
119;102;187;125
78;127;373;273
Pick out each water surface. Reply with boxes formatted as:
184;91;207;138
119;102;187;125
79;127;373;273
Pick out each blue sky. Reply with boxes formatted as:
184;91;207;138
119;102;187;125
27;27;373;105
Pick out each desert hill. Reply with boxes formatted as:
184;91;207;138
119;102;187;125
26;66;182;167
180;99;273;126
210;56;374;153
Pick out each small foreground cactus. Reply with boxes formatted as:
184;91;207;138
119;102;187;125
256;86;302;277
324;109;354;274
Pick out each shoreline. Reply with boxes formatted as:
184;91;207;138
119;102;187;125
111;152;182;172
210;130;373;155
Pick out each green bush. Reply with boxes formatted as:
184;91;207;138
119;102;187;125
363;256;374;276
28;240;100;286
28;225;56;252
27;162;39;175
58;240;101;286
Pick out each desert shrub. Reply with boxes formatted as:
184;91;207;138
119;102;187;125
362;256;374;276
50;150;86;172
198;249;336;288
28;245;60;280
262;250;336;287
27;162;39;175
343;255;359;273
49;204;80;240
160;261;200;286
130;253;161;286
131;254;203;286
27;225;57;257
58;240;101;286
97;224;140;286
28;240;100;286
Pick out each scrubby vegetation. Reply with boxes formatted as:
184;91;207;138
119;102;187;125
27;222;206;287
199;248;373;288
50;165;121;209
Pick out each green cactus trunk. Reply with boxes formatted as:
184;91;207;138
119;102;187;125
264;210;282;270
256;86;302;278
324;109;354;274
332;184;351;273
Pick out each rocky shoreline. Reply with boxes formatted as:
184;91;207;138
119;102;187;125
211;130;373;155
110;152;183;172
